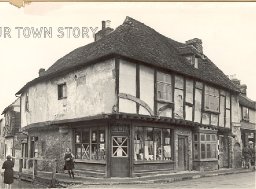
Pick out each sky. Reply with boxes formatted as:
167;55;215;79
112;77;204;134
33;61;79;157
0;2;256;118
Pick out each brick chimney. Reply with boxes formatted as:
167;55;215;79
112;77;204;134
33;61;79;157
231;78;247;96
39;68;45;77
94;20;114;41
231;78;241;86
240;84;247;96
186;38;203;54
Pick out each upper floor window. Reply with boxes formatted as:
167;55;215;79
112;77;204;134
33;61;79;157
242;107;249;121
58;83;67;100
157;72;172;102
204;85;219;113
25;92;29;112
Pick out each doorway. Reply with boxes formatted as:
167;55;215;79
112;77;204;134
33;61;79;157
110;136;130;177
178;136;189;171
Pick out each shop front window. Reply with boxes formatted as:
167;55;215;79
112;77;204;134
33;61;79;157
134;127;173;162
75;127;106;161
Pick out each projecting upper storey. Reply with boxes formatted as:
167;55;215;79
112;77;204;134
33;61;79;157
16;16;239;95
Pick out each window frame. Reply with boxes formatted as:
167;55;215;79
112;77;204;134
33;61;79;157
156;72;173;103
74;127;106;162
25;92;29;112
134;126;174;162
193;132;217;161
242;106;250;122
58;83;67;100
204;85;220;113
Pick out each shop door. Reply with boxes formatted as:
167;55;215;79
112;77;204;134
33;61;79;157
110;136;130;177
178;136;189;171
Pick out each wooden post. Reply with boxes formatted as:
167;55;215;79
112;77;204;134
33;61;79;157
34;159;37;176
51;159;57;187
19;158;22;180
32;159;35;181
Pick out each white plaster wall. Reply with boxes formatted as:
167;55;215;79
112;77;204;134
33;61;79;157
139;65;154;115
231;95;240;123
21;59;116;128
119;60;136;114
194;88;202;123
5;138;13;157
249;109;256;124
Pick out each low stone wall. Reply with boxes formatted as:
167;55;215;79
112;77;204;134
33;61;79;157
193;160;218;171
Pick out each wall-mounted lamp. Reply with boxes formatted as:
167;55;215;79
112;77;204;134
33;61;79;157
59;126;69;135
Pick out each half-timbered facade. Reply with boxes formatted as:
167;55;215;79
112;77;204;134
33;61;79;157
16;17;242;177
1;98;21;160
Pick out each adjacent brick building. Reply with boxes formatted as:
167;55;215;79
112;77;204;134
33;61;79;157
16;17;243;177
1;97;21;162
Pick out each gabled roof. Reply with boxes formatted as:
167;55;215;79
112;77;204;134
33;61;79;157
16;16;239;95
1;97;20;115
239;95;256;110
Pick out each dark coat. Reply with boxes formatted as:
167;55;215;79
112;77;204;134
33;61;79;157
64;153;74;170
2;159;14;184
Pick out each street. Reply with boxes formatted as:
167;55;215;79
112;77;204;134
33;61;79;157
72;172;256;189
0;175;47;189
0;171;254;188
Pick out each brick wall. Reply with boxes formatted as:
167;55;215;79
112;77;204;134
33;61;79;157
28;127;72;172
193;160;218;171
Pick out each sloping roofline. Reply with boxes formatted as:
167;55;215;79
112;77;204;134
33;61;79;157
16;16;240;95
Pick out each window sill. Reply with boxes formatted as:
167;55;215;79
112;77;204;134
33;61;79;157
74;159;106;164
58;97;67;100
193;158;218;162
134;160;174;165
157;100;174;104
203;109;220;114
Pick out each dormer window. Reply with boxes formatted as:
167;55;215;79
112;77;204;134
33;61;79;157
194;57;199;69
186;56;193;65
185;55;199;69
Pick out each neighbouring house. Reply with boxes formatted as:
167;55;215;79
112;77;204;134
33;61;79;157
0;118;5;159
1;97;21;169
16;17;243;177
232;79;256;166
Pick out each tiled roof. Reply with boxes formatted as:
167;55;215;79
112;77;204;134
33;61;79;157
239;95;256;110
16;16;239;94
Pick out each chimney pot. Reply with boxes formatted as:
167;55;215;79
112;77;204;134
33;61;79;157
95;20;114;41
39;68;45;77
102;21;106;30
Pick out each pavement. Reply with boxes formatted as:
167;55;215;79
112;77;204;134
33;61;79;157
15;167;256;188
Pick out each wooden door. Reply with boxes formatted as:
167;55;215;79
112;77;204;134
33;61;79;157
218;136;229;168
110;136;130;177
178;136;188;171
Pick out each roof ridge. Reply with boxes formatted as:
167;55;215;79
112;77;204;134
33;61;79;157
16;16;240;95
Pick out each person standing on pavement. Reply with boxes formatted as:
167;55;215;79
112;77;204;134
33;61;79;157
2;155;14;189
242;145;251;169
64;148;75;179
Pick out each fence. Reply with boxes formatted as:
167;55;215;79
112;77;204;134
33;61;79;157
14;157;57;187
